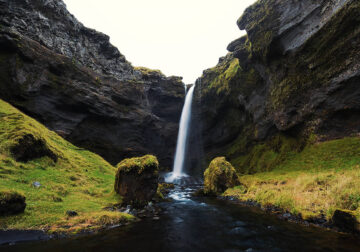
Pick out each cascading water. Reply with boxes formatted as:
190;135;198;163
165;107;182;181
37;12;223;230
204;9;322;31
165;85;195;183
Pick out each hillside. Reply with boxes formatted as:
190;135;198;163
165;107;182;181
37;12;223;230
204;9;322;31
0;99;133;233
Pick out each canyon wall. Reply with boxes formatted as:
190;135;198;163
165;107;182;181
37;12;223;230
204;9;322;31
191;0;360;174
0;0;185;167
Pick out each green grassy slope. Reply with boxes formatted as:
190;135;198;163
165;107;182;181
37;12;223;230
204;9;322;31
0;99;133;233
224;137;360;222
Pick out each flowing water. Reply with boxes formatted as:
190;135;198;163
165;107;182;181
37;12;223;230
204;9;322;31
165;85;195;183
2;181;360;252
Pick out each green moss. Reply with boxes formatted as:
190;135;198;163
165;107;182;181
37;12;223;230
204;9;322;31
207;58;240;95
224;137;360;221
0;190;25;202
226;133;301;174
0;99;133;232
134;66;163;77
237;0;279;60
95;77;102;86
204;157;239;195
116;155;159;175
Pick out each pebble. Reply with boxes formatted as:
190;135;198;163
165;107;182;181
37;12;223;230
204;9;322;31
32;181;41;188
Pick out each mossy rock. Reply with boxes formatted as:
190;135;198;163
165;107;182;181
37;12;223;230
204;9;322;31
10;134;57;162
204;157;239;195
154;183;175;201
0;191;26;216
114;155;159;208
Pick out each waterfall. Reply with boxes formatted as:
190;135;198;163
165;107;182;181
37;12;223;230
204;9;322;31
165;85;195;183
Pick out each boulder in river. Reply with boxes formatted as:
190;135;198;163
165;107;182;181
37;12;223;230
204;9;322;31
114;155;159;208
204;157;239;195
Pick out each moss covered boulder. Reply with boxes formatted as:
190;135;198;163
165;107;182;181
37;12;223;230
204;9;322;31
204;157;239;195
114;155;159;208
0;191;26;216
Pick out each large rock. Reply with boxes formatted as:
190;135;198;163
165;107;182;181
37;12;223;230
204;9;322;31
0;191;26;216
204;157;239;195
190;0;360;173
114;155;159;207
0;0;185;168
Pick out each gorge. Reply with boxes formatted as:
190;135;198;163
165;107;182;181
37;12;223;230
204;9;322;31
0;0;360;251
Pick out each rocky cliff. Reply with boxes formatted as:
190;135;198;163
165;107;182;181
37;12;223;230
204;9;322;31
0;0;185;167
192;0;360;174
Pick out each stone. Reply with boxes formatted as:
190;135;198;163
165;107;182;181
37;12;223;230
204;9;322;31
114;155;159;208
0;191;26;216
32;182;41;188
331;209;360;233
203;157;239;195
66;210;78;217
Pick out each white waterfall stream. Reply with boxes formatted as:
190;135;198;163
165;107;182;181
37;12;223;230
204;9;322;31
165;85;195;183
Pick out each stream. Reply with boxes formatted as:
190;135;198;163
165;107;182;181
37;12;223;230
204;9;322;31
1;180;360;252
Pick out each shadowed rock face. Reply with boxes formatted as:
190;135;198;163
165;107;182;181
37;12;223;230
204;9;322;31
190;0;360;173
0;0;185;167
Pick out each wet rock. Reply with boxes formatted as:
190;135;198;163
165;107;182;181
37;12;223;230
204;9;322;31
331;209;360;233
229;226;247;235
66;210;78;217
0;191;26;216
204;157;239;195
154;183;175;201
114;155;159;208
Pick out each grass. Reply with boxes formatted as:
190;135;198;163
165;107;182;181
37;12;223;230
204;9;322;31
224;137;360;222
0;99;135;232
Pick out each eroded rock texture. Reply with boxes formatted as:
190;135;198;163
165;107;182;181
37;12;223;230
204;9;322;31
191;0;360;174
0;0;185;167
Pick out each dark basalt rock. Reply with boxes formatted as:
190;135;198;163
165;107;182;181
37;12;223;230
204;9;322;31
190;0;360;173
0;0;185;168
0;191;26;216
114;155;159;208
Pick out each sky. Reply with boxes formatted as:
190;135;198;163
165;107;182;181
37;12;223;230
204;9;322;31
63;0;256;84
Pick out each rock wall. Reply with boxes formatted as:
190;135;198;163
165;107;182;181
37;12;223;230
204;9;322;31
0;0;185;168
191;0;360;174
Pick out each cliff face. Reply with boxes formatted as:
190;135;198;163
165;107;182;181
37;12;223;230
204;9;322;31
0;0;185;167
192;0;360;173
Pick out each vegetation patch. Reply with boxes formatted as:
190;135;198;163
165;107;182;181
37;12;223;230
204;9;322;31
224;137;360;226
0;99;134;232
